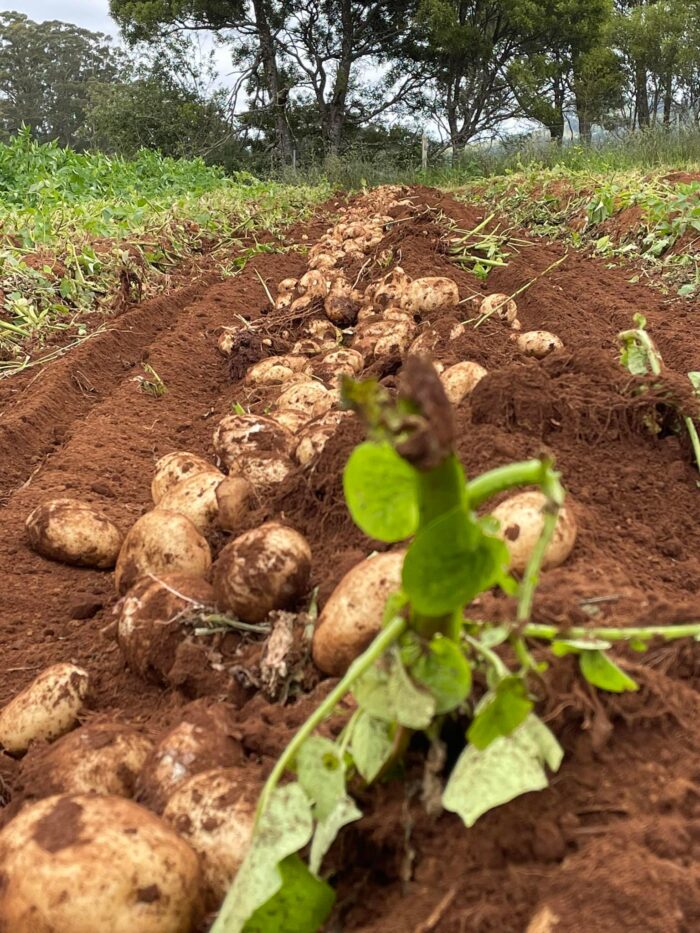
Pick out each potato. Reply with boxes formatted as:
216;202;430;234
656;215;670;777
312;551;404;676
354;319;416;358
491;491;577;574
151;451;219;505
291;337;323;356
399;276;459;315
216;476;255;533
440;361;488;405
115;510;212;595
275;381;333;418
213;413;295;471
516;330;564;359
298;269;328;299
320;347;364;375
0;794;200;933
372;267;410;310
163;767;258;903
0;663;89;755
408;328;440;356
137;702;243;812
26;499;122;570
383;307;416;324
480;292;520;329
324;281;362;327
308;249;342;271
301;318;342;348
217;328;238;356
295;411;348;466
271;408;311;434
232;455;295;487
213;522;311;623
277;277;298;296
117;573;215;682
156;471;223;532
20;723;153;798
245;355;311;386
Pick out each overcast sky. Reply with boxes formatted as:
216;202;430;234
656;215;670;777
6;1;117;34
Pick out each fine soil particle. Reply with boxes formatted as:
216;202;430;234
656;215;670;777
2;188;700;930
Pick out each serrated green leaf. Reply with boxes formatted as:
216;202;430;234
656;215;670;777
212;784;315;933
244;854;335;933
412;635;472;714
402;507;511;615
343;442;418;542
350;711;395;783
467;676;533;750
443;715;563;828
297;736;345;822
309;796;362;875
579;650;639;693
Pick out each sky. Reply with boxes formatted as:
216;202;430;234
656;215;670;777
5;1;117;35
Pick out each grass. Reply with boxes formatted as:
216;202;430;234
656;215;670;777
0;132;329;374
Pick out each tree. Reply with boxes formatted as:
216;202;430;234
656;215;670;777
0;13;120;146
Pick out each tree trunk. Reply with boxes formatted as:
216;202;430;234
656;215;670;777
663;74;673;126
550;78;565;144
251;0;291;164
575;92;592;144
635;62;650;128
322;0;353;155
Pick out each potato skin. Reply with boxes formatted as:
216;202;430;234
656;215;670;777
151;451;218;505
399;276;459;315
0;664;89;755
163;767;258;904
117;574;215;683
480;293;520;328
156;471;223;531
19;723;153;798
114;510;212;596
0;794;201;933
213;522;312;623
216;476;255;534
213;413;295;473
26;499;122;569
516;330;564;359
491;491;577;574
440;362;488;405
312;551;404;676
295;411;348;466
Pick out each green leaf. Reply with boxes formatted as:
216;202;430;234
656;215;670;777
350;712;395;783
443;715;563;828
467;677;533;750
244;854;335;933
412;635;472;714
678;284;696;298
689;371;700;396
343;442;418;542
296;736;345;822
579;650;639;693
353;651;435;729
620;337;651;376
402;507;511;615
309;796;362;875
211;784;316;933
551;637;612;656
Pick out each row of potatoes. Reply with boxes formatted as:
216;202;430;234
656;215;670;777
0;186;576;932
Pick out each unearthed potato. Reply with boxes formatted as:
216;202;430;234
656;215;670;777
0;663;89;755
271;408;311;434
295;411;349;466
277;277;298;296
217;328;239;356
156;471;223;532
372;267;410;310
275;381;333;418
115;510;212;596
233;455;295;487
213;413;295;471
163;767;258;903
291;337;323;356
516;330;564;359
151;451;219;505
408;328;440;357
354;319;416;358
21;723;153;798
440;361;488;405
137;702;243;812
399;276;459;315
0;794;200;933
26;499;122;570
320;347;364;375
216;476;255;534
313;551;404;676
301;317;342;348
383;307;416;324
117;573;215;682
491;491;577;574
245;355;311;386
480;292;520;329
324;279;362;327
298;269;328;299
213;522;312;623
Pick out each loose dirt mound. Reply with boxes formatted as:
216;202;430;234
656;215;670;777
2;187;700;931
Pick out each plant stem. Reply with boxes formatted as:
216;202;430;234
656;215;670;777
255;614;407;822
516;468;565;625
466;460;547;509
684;415;700;469
523;622;700;642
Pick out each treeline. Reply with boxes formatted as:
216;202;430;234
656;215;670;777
3;2;700;172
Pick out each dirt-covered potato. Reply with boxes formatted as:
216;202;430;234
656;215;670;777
515;330;564;359
295;411;349;466
245;355;311;386
115;510;212;595
301;318;342;349
217;328;239;356
213;522;311;623
151;451;219;505
277;277;298;296
26;499;122;570
213;413;295;470
137;702;243;812
274;380;333;418
480;292;520;329
372;267;410;310
271;408;311;434
117;573;215;683
0;794;201;933
319;347;364;375
324;279;362;326
0;663;89;755
408;328;440;357
440;361;488;405
156;471;223;532
354;319;416;358
291;337;323;356
313;551;404;676
163;767;258;903
399;276;459;315
382;307;416;324
20;723;153;798
216;476;255;533
491;491;577;574
298;269;328;299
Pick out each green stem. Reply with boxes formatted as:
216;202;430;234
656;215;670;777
516;468;564;626
684;415;700;470
466;460;547;509
255;614;407;822
523;622;700;642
